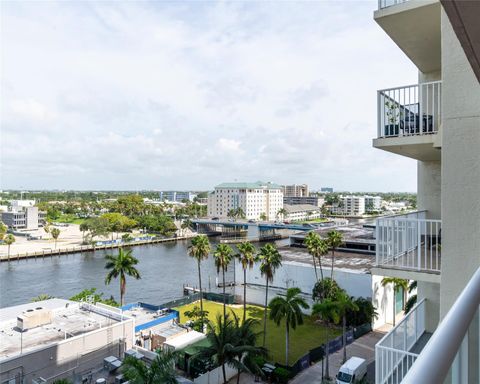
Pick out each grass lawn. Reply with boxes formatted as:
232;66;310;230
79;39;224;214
174;300;340;365
56;215;85;225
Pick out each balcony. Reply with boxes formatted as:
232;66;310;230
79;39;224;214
378;267;480;384
373;82;442;161
374;1;441;73
376;299;431;383
373;211;441;281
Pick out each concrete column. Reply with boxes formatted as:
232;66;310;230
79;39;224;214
417;160;441;220
417;281;440;333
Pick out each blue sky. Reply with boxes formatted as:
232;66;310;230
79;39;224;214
1;1;418;192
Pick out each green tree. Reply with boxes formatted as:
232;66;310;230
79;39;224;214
259;212;267;221
101;213;137;239
227;209;236;220
105;248;141;306
404;280;417;314
184;305;210;332
268;287;309;365
181;219;192;236
69;287;119;307
312;277;343;302
277;208;288;220
335;292;359;363
4;234;15;259
0;221;7;241
31;294;54;302
122;349;178;384
258;243;282;346
235;207;246;220
381;277;409;326
188;235;211;327
51;228;61;249
213;244;234;319
346;297;378;327
304;232;328;282
327;230;343;279
312;298;339;380
236;241;257;322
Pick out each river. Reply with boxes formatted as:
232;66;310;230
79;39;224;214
0;240;236;308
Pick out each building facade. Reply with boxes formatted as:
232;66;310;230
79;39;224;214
283;204;322;222
207;182;283;221
159;191;197;202
1;206;46;230
283;196;324;207
282;184;309;197
372;1;480;383
364;195;382;212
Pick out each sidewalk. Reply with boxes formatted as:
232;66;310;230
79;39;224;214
290;329;388;384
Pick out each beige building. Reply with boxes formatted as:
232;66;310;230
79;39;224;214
0;299;134;384
282;184;309;198
371;1;480;383
207;182;283;221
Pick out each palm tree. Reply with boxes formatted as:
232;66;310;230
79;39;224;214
122;349;178;384
235;207;246;220
4;234;15;259
236;241;257;322
104;247;141;306
258;243;282;346
181;219;192;236
51;228;61;249
335;292;359;363
277;208;288;221
381;277;409;326
269;287;309;365
312;298;340;380
31;294;54;302
213;243;234;319
227;209;236;220
188;235;211;328
327;230;343;279
405;280;417;314
304;232;329;282
259;212;267;221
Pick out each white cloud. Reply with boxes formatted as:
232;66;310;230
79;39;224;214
0;1;418;191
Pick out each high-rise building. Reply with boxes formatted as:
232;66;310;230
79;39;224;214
207;182;283;221
159;191;197;202
372;1;480;383
282;184;309;197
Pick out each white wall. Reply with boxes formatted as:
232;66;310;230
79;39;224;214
193;363;237;384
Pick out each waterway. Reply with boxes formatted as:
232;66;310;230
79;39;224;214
0;240;236;308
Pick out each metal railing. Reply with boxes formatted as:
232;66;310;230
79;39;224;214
402;267;480;384
378;0;408;10
376;299;426;384
377;81;442;138
376;211;442;273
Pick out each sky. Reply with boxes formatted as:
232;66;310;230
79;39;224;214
1;1;418;192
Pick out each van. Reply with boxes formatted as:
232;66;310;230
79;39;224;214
336;357;367;384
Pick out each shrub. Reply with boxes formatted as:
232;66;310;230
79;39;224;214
273;367;292;384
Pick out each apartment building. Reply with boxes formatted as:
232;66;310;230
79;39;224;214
330;195;366;216
0;299;134;384
283;196;324;207
1;206;46;230
159;191;197;202
371;1;480;383
207;182;283;221
282;184;309;197
364;195;382;212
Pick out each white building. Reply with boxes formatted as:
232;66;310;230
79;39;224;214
283;204;322;222
364;195;382;212
0;299;134;384
372;1;480;383
282;184;309;197
207;182;283;221
330;196;366;216
159;191;197;202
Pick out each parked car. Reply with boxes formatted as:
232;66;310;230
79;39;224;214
248;219;256;223
336;357;367;384
211;217;219;221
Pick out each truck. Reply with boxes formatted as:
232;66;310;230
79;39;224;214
336;357;367;384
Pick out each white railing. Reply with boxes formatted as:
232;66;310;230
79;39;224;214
378;0;408;10
377;81;442;138
376;299;426;384
376;211;441;273
402;267;480;384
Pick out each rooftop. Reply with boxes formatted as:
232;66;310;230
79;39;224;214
284;204;321;213
0;299;124;360
278;246;373;273
291;224;376;246
215;181;282;190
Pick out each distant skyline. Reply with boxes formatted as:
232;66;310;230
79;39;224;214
1;1;418;192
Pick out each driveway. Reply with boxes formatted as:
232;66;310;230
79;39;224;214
290;330;386;384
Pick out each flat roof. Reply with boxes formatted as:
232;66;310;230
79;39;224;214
291;224;375;245
279;247;373;273
215;181;282;190
122;305;162;325
0;299;124;360
163;330;206;350
284;204;320;213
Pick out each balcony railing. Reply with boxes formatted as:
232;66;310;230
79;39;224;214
376;299;427;384
378;0;408;9
376;211;442;273
402;267;480;384
377;81;442;138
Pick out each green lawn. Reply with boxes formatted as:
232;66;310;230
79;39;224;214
56;215;85;225
174;300;340;365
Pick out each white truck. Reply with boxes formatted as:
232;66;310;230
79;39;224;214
336;357;368;384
